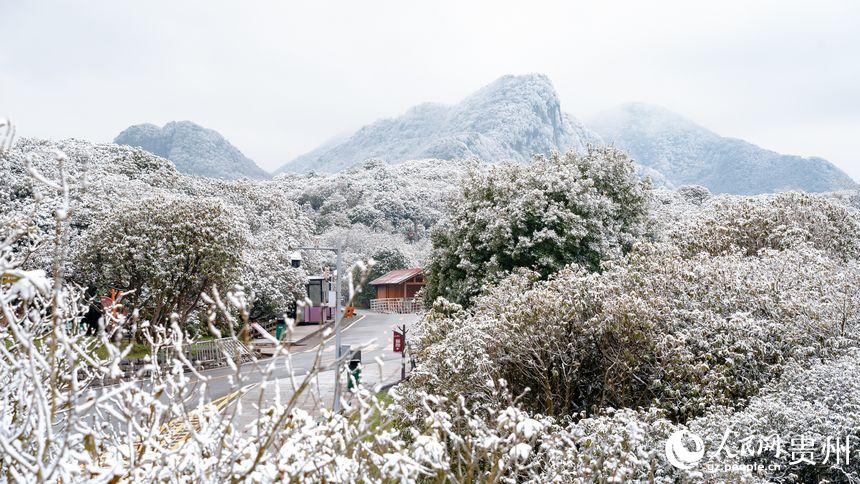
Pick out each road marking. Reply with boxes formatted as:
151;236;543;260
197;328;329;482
158;387;248;451
300;313;367;354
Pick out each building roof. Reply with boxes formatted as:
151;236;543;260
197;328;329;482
369;268;424;286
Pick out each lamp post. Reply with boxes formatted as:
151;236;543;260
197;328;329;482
293;241;345;412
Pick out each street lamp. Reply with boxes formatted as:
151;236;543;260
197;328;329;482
289;251;302;269
292;241;346;412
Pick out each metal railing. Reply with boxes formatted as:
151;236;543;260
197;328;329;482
157;337;254;367
369;297;423;314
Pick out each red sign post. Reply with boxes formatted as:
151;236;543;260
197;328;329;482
393;330;404;353
393;325;408;381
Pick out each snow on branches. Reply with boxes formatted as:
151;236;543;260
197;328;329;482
424;145;651;306
4;122;860;482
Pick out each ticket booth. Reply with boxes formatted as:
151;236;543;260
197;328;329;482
302;275;335;324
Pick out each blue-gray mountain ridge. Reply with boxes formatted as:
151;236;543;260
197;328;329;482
277;73;854;194
115;121;269;180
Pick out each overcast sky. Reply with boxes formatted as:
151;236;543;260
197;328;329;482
2;1;858;179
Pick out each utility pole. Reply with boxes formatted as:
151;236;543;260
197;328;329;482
332;240;344;412
401;324;407;381
295;240;345;412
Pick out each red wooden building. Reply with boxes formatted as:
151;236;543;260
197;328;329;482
368;268;425;313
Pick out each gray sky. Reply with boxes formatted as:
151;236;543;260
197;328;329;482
2;1;858;179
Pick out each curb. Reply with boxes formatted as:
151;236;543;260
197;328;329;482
291;312;362;346
292;321;335;346
379;379;402;393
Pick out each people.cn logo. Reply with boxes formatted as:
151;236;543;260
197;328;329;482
665;430;705;470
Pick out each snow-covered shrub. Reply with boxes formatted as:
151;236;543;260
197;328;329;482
424;145;650;306
411;243;860;422
675;184;713;205
75;194;246;329
534;407;755;483
671;192;860;260
689;350;860;483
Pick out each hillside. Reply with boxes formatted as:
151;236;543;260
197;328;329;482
589;103;856;194
114;121;269;180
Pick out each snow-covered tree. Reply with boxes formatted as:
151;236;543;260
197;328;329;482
75;194;246;330
186;177;315;315
277;158;468;239
424;146;651;306
1;138;317;318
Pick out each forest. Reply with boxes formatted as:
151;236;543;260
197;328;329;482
2;128;860;482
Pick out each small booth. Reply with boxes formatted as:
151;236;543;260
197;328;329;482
302;275;335;324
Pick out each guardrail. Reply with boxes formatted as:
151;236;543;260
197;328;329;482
157;337;255;367
83;337;256;387
369;297;423;314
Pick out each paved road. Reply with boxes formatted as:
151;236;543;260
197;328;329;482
81;310;420;433
191;310;419;402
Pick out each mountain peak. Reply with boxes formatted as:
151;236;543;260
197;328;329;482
476;73;555;94
115;121;269;180
278;74;598;173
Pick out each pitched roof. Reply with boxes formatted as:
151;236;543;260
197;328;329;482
369;268;423;286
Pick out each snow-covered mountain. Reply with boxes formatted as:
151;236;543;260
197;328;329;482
114;121;269;180
277;74;601;173
589;103;856;195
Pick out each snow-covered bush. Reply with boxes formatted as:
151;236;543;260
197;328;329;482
534;406;756;483
689;350;860;483
411;243;860;422
670;192;860;260
424;146;650;306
